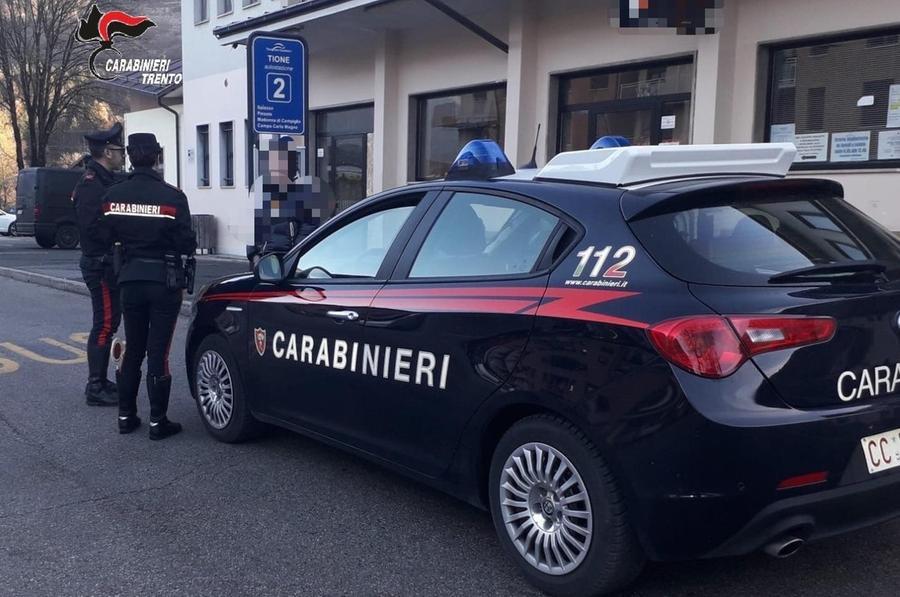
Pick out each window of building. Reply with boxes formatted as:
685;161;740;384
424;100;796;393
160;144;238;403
197;125;210;187
765;28;900;169
194;0;209;24
315;104;374;214
416;85;506;181
219;122;234;186
217;0;233;16
409;193;560;279
242;0;260;7
557;58;694;152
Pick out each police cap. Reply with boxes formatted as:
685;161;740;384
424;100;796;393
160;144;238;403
84;122;124;147
127;132;161;153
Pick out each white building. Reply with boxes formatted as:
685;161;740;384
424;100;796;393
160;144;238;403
162;0;900;255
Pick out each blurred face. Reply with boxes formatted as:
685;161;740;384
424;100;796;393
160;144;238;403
104;144;126;170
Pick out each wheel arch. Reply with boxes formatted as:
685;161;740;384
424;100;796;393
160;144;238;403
475;400;595;509
185;323;221;399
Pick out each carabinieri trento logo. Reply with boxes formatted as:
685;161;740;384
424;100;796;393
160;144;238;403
75;4;181;86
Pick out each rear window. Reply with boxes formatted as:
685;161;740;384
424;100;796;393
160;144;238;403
630;194;900;285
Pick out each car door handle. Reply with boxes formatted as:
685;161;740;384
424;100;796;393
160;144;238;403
326;310;360;322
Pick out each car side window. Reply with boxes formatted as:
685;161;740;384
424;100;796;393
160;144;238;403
410;192;560;279
295;205;416;279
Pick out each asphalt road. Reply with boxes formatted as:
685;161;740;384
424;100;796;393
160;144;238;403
1;275;900;597
0;235;249;292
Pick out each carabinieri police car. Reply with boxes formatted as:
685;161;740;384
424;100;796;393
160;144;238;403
186;139;900;596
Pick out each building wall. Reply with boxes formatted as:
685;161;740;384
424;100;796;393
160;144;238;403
729;0;900;229
123;106;182;187
175;0;900;255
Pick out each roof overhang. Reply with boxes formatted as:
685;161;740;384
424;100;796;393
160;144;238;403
213;0;391;45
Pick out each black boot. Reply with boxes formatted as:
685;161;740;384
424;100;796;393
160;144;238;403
85;378;118;407
117;368;142;434
147;375;181;441
86;341;117;406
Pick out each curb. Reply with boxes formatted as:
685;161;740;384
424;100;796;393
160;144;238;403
0;266;194;317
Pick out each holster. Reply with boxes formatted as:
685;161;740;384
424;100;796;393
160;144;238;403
164;253;186;291
112;243;124;277
184;257;197;295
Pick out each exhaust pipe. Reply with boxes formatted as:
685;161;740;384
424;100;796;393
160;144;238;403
763;536;805;558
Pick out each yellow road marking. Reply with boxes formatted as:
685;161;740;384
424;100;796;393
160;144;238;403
69;333;90;344
0;339;87;365
0;357;19;375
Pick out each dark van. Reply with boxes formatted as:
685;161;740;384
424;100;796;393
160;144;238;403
15;167;84;249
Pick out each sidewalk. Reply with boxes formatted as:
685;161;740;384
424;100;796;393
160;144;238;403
0;236;250;314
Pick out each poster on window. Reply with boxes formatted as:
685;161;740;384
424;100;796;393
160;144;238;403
831;131;871;162
887;85;900;128
794;133;829;163
770;123;795;144
877;130;900;160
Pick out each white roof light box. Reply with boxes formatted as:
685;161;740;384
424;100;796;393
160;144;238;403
536;143;798;186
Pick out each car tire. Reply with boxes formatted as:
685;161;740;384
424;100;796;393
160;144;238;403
55;224;79;250
489;415;644;597
8;222;16;236
35;231;55;248
192;334;264;443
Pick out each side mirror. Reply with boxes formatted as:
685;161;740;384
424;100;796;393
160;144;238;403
255;253;285;284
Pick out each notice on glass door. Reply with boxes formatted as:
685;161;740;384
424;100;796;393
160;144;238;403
660;115;676;130
770;123;796;143
794;133;829;162
887;85;900;128
831;131;871;162
877;130;900;160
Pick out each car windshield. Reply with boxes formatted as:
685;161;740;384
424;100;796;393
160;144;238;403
630;194;900;285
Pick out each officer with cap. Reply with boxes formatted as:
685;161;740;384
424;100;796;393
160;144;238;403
73;122;125;407
92;133;197;440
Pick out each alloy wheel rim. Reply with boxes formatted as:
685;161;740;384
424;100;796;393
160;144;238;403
196;350;234;429
499;442;593;576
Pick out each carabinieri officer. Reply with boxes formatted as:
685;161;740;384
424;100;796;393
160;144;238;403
92;133;197;439
73;122;126;407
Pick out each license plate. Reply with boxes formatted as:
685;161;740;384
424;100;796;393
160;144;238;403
861;428;900;474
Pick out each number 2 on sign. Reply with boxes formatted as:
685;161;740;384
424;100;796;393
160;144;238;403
573;245;636;279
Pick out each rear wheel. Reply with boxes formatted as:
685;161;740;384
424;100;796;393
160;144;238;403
8;222;16;236
55;224;79;250
192;335;264;443
489;415;644;596
35;231;55;248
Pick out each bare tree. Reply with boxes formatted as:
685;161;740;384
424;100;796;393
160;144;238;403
0;0;98;168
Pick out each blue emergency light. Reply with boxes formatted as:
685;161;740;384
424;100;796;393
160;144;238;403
445;140;515;180
590;136;631;149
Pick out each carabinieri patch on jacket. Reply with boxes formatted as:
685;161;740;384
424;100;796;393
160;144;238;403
103;202;177;219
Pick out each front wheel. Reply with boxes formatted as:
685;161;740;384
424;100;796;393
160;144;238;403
192;335;264;443
489;415;644;596
35;231;55;248
55;224;79;250
8;222;16;236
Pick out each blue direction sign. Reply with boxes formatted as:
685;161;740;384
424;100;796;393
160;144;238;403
248;33;307;135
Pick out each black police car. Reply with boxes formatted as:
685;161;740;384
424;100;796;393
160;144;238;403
186;140;900;596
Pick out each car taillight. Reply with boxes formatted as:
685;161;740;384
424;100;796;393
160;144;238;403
33;206;40;219
648;315;836;379
728;316;836;357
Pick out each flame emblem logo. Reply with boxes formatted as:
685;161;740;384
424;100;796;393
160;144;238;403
75;4;156;80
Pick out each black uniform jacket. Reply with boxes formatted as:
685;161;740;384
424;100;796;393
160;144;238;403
92;167;197;283
73;159;119;258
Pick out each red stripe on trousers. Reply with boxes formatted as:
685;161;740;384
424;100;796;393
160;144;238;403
97;282;113;347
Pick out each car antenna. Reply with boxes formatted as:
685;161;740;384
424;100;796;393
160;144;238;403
520;124;541;169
